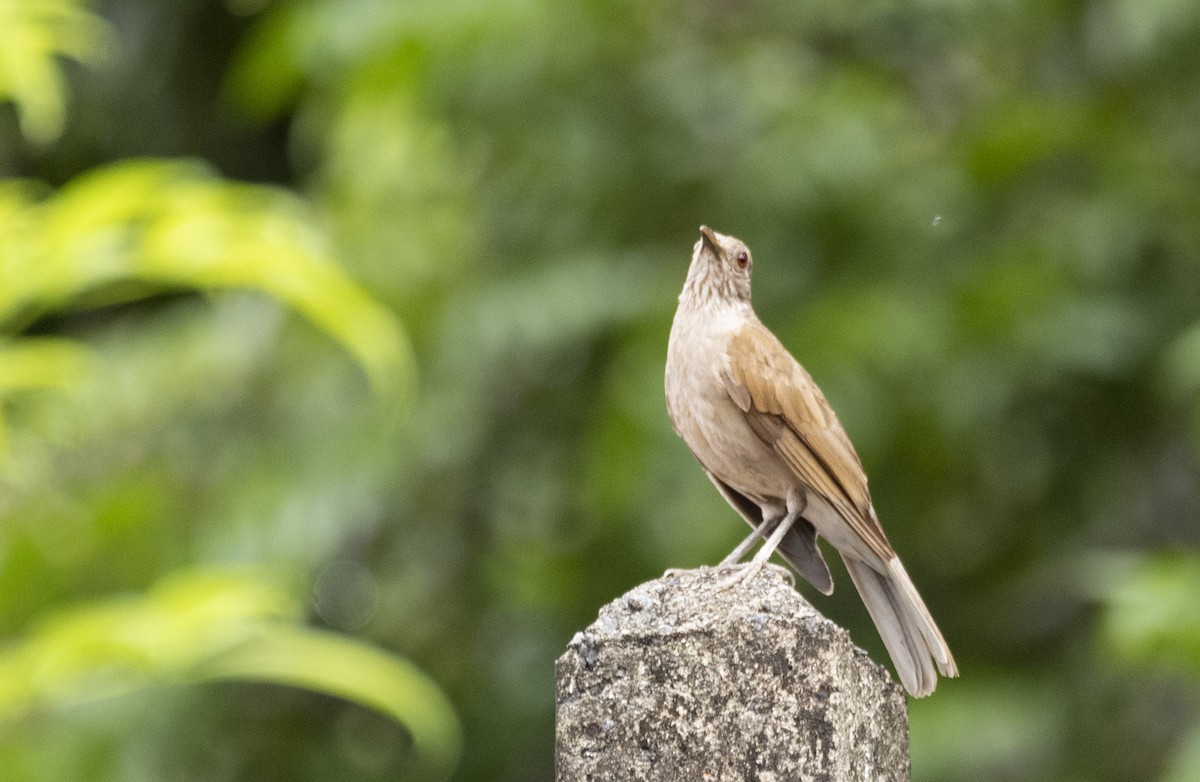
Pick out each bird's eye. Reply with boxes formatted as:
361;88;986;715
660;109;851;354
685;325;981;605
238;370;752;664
735;251;749;270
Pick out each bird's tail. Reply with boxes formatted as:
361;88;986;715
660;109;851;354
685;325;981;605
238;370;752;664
843;555;958;697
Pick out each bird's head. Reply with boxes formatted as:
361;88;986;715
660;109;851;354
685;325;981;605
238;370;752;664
684;225;754;308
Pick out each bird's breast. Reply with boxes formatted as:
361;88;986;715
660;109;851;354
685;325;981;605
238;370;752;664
666;307;797;504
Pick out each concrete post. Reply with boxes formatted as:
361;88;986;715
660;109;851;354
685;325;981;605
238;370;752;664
555;567;909;781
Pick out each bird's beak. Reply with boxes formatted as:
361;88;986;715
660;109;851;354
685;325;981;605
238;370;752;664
699;225;719;257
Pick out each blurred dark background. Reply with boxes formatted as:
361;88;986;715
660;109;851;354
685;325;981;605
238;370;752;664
2;0;1200;780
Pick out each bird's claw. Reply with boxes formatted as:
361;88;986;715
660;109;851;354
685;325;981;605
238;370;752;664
714;561;795;591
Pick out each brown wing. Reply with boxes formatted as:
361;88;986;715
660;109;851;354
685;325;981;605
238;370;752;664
722;322;894;563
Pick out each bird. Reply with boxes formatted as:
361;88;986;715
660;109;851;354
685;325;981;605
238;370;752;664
664;225;958;697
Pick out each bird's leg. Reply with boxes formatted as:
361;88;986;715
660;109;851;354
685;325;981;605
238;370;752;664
718;515;777;566
667;514;777;579
718;490;806;590
666;519;772;578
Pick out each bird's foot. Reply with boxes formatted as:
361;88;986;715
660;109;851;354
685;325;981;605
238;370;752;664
714;562;757;591
666;561;795;588
664;564;719;578
714;561;794;591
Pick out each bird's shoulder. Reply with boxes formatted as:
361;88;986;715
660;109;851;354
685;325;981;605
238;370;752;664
723;320;835;430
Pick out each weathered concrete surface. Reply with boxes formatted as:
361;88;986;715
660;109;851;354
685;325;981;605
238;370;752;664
555;567;909;781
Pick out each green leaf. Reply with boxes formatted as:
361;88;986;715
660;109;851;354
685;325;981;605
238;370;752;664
0;337;90;453
197;627;463;780
0;566;462;780
1094;551;1200;673
0;337;91;392
0;159;415;395
1162;721;1200;782
0;0;112;144
0;566;298;715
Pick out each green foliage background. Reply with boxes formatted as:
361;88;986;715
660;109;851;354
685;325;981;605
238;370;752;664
2;0;1200;779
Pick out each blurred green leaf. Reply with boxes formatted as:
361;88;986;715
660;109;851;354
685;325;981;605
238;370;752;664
0;336;90;452
1161;321;1200;400
0;566;461;779
1095;552;1200;673
0;337;90;392
1087;0;1200;67
199;627;463;781
0;567;298;714
1162;721;1200;782
0;0;111;144
0;159;414;394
